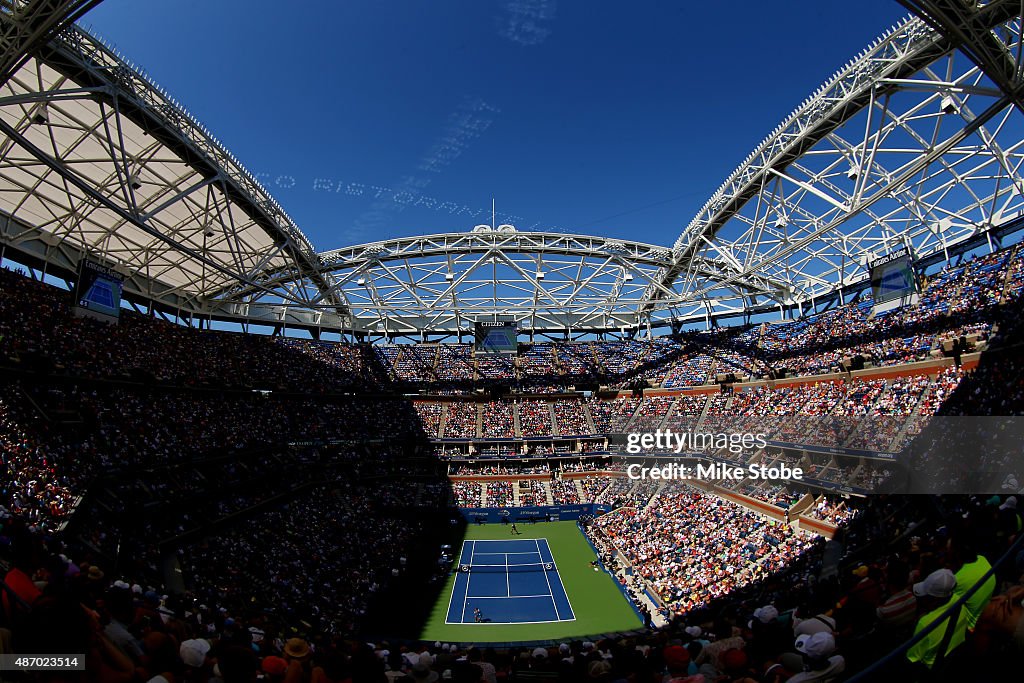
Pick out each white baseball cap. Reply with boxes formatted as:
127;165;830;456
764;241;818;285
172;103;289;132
796;632;836;659
179;639;211;668
913;568;957;598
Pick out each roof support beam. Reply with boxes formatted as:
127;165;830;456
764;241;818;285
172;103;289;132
0;0;102;85
0;113;314;308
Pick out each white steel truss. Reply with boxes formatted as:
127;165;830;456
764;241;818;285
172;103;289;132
2;3;1024;336
656;2;1024;319
0;15;336;315
253;229;788;336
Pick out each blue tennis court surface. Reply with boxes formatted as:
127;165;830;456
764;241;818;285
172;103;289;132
85;280;116;309
445;538;575;624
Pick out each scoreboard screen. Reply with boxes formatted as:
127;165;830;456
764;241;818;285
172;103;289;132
869;248;917;304
474;320;517;354
73;259;123;320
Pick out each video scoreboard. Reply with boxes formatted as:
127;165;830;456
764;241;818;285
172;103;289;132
474;320;517;354
73;259;123;321
869;247;917;304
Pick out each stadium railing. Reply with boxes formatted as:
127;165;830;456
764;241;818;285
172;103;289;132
846;528;1024;680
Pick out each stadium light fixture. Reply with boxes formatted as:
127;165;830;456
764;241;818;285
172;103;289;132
128;173;142;190
846;164;860;181
940;94;958;114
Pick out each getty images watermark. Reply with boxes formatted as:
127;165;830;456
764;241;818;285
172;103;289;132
623;428;806;482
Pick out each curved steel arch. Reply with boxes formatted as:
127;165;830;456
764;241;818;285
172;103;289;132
295;4;1024;334
900;0;1024;104
6;2;1024;337
654;3;1024;318
0;0;101;83
0;8;341;316
212;229;796;335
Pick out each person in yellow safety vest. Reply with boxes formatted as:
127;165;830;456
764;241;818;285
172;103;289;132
947;531;996;631
906;568;969;669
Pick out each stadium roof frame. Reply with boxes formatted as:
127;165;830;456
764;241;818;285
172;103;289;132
210;228;796;339
3;1;1024;338
653;1;1024;320
0;8;342;315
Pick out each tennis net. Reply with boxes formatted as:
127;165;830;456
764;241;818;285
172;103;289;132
458;561;555;573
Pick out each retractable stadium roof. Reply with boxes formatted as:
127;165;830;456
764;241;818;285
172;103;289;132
3;0;1024;339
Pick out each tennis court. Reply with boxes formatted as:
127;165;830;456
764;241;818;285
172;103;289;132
84;279;116;309
445;538;575;624
422;521;641;642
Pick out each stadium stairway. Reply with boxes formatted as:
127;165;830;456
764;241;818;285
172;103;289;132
695;392;716;428
437;404;448;438
790;492;815;517
643;482;666;511
589;343;603;374
892;383;935;447
547;402;558;436
655;395;680;431
840;384;891;448
542;481;554;505
1000;245;1021;302
582;402;597;434
622;399;646;432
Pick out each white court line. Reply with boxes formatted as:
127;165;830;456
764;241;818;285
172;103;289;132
462;563;546;568
473;551;538;557
460;540;475;623
451;618;564;625
505;553;511;597
443;540;465;624
462;594;555;599
542;538;577;620
535;538;562;622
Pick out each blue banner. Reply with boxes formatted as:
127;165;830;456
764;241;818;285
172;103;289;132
765;440;898;460
457;503;609;523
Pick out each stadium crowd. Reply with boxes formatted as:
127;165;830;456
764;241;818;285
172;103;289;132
2;240;1024;681
4;491;1019;682
592;487;818;614
2;242;1017;400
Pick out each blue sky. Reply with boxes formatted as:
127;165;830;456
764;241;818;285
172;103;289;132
82;0;905;250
